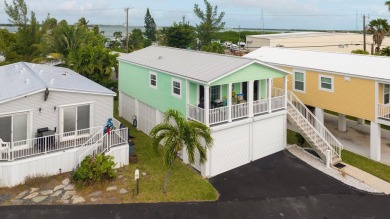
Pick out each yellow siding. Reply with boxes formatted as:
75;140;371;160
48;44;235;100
379;83;383;104
273;67;376;121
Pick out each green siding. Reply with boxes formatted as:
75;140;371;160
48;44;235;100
222;85;227;99
190;82;197;105
211;63;286;86
119;62;187;115
260;79;267;99
233;83;241;94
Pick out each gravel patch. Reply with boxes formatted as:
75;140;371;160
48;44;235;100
287;145;382;194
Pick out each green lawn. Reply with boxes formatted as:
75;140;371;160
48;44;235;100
341;150;390;183
287;129;390;183
112;101;218;202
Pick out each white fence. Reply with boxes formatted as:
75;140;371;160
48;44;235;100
209;106;229;125
0;126;103;161
253;99;268;115
187;96;286;126
271;96;285;111
378;103;390;120
231;103;248;120
187;104;205;123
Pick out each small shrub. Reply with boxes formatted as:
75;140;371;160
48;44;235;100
73;154;117;186
295;133;306;146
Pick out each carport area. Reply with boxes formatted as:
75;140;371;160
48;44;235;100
323;113;390;166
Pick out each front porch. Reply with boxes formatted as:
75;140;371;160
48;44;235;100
187;83;287;126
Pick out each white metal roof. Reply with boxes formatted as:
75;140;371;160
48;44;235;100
0;62;115;103
247;32;362;39
119;46;258;83
245;47;390;81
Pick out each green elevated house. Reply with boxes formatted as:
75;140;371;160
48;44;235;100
118;46;289;177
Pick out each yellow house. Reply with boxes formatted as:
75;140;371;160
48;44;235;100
245;47;390;162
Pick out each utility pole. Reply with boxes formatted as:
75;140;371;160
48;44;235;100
125;7;129;53
261;9;264;33
363;14;366;52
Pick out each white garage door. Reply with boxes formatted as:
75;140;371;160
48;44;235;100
209;124;250;176
138;101;157;135
252;115;285;160
121;93;136;124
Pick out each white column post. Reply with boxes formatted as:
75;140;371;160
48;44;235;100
228;83;232;122
357;118;365;125
118;91;123;117
370;121;381;161
248;80;254;117
283;76;288;108
204;85;210;126
338;114;347;132
267;79;272;113
186;80;190;119
314;107;324;132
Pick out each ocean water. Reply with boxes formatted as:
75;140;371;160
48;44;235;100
0;25;287;39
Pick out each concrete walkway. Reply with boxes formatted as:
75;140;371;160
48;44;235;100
323;113;390;165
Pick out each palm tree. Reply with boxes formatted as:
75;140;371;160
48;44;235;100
368;19;390;53
386;1;390;11
150;109;213;193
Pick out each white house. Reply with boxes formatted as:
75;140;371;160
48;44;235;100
0;62;129;187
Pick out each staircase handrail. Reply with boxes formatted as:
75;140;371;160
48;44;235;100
288;101;340;159
76;128;103;152
288;91;343;157
77;132;107;167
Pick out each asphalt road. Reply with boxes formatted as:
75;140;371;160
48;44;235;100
1;151;390;219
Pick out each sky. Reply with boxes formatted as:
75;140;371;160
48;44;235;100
0;0;389;30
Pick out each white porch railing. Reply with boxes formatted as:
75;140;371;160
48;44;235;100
187;104;205;123
77;127;128;167
209;106;229;125
0;126;103;161
253;99;268;115
231;103;248;120
271;96;285;111
378;103;390;119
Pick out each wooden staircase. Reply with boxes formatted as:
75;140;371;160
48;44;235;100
286;91;343;165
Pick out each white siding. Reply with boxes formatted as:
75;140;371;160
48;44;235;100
0;91;113;138
120;92;136;123
0;143;128;187
252;114;285;160
193;111;287;177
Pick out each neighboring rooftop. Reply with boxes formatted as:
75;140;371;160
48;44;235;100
119;46;258;83
0;62;115;103
245;47;390;81
247;32;363;39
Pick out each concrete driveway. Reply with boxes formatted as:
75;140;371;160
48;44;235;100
1;151;390;219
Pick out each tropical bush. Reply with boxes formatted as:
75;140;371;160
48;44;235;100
73;154;117;186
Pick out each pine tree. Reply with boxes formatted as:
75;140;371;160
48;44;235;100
144;8;157;41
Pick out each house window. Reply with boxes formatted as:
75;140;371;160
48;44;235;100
319;75;334;92
150;72;157;88
62;104;90;136
293;71;305;92
172;79;181;98
0;113;28;143
384;84;390;104
210;86;221;102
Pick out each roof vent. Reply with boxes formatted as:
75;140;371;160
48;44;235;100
25;79;30;84
39;69;43;74
62;71;68;76
50;78;55;84
14;64;18;69
32;64;35;68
